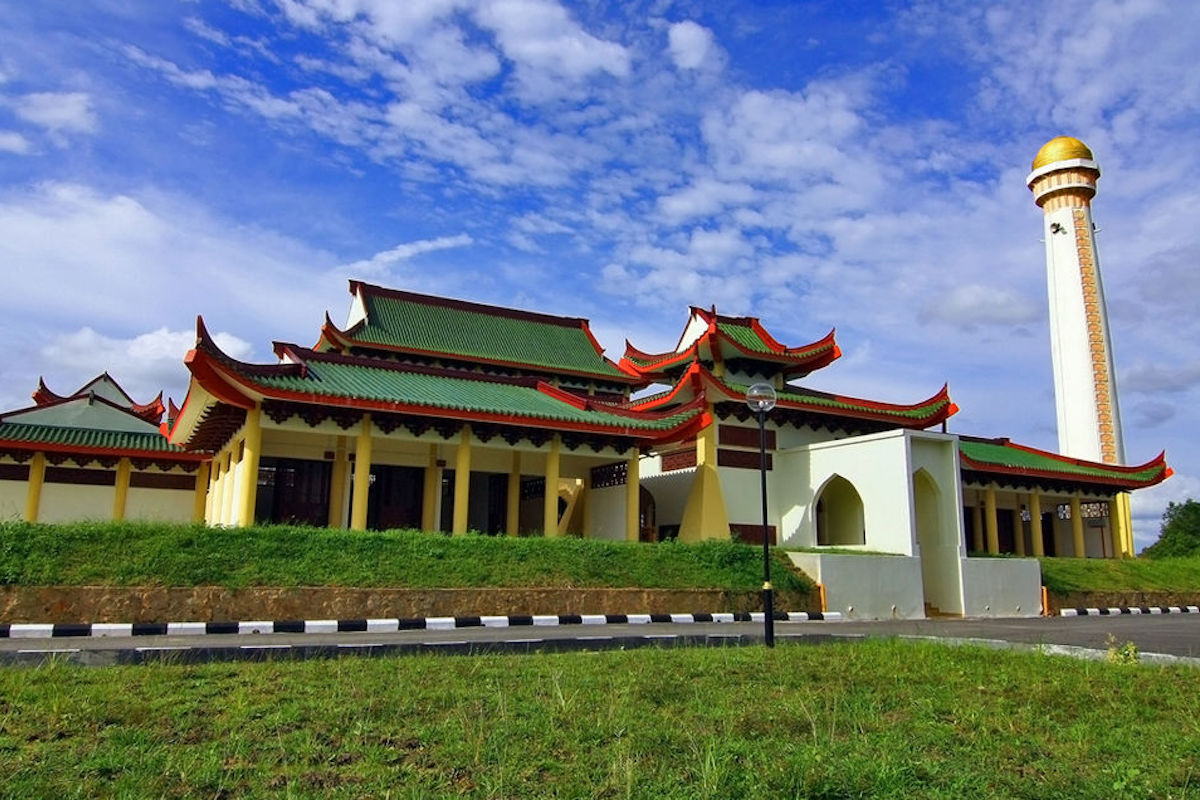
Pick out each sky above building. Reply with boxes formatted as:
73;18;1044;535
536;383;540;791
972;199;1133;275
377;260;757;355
0;0;1196;548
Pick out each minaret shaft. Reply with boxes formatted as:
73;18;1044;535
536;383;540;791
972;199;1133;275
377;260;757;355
1028;139;1125;465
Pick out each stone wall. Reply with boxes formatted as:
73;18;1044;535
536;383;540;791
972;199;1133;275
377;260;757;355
1046;590;1200;615
0;586;818;624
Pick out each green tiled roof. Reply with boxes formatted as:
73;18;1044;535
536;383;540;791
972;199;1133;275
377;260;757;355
348;290;630;380
253;361;693;432
719;380;945;421
717;321;776;354
0;423;188;453
960;440;1166;483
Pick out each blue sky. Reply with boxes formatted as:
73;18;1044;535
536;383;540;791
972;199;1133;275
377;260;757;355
0;0;1197;548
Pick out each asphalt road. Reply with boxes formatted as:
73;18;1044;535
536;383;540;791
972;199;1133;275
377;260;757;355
4;614;1200;667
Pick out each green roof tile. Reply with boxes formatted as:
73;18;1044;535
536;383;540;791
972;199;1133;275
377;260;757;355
720;380;944;421
717;321;776;354
253;361;692;432
0;423;187;453
959;440;1165;483
348;290;630;380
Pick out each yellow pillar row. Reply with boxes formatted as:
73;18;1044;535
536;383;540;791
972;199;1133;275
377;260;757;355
1120;493;1135;557
970;502;984;552
506;451;521;536
543;434;561;537
236;407;262;527
422;444;441;532
1071;494;1085;557
1012;501;1025;556
1030;490;1045;557
984;484;999;555
23;452;46;523
220;451;235;526
192;461;210;524
328;438;348;529
350;414;373;531
453;425;472;535
625;450;640;542
112;457;132;522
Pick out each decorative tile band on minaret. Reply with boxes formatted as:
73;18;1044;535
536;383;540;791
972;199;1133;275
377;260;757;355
1027;136;1125;465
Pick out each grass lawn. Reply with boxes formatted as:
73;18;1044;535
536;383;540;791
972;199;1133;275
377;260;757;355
0;521;812;593
2;639;1198;798
1040;555;1200;594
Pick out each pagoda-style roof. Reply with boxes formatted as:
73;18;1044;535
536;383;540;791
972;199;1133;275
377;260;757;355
959;437;1171;492
620;306;840;381
0;377;202;467
32;373;165;425
316;281;639;386
633;361;957;431
171;318;709;452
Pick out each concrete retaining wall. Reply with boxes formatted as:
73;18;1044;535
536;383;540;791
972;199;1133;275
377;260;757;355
960;558;1042;617
787;552;925;620
0;586;818;624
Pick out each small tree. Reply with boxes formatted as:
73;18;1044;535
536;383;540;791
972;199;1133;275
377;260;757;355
1142;499;1200;558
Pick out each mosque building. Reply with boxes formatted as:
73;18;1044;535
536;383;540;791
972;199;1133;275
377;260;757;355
0;138;1172;618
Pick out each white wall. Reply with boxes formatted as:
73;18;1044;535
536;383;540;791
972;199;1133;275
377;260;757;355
127;486;194;522
795;431;915;555
588;483;626;541
40;483;115;523
0;478;25;520
960;558;1043;617
789;552;926;620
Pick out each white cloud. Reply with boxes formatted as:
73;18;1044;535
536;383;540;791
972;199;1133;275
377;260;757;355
475;0;631;82
13;92;97;136
1122;361;1200;394
667;21;715;70
920;284;1041;329
0;130;29;154
337;234;474;277
39;327;252;408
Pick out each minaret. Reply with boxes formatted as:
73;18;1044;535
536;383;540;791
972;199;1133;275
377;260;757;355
1027;136;1124;465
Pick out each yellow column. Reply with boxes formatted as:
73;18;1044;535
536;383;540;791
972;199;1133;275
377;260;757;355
984;484;999;555
1071;495;1085;557
328;439;348;528
220;451;235;526
543;434;561;537
625;449;640;542
112;457;132;522
204;458;219;523
1109;495;1127;559
350;415;373;531
452;425;472;535
1030;490;1045;557
422;444;440;532
23;452;46;523
236;407;262;527
506;451;521;536
970;502;984;552
1120;493;1135;557
192;461;210;523
1012;503;1025;556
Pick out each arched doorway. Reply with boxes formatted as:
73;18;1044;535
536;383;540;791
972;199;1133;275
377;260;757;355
913;469;962;616
815;475;865;546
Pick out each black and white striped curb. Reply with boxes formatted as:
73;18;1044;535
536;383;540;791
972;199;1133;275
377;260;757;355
0;610;840;639
1061;606;1200;617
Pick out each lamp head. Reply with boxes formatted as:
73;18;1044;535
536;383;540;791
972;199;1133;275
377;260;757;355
745;383;777;413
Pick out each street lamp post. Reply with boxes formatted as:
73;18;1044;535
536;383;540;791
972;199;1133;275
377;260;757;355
745;383;777;647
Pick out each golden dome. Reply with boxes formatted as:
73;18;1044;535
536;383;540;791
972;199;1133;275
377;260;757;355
1032;136;1094;170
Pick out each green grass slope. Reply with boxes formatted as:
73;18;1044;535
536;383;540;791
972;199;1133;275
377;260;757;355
3;640;1198;798
0;521;812;592
1039;555;1200;594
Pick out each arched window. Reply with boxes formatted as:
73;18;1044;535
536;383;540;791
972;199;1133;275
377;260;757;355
815;475;865;546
